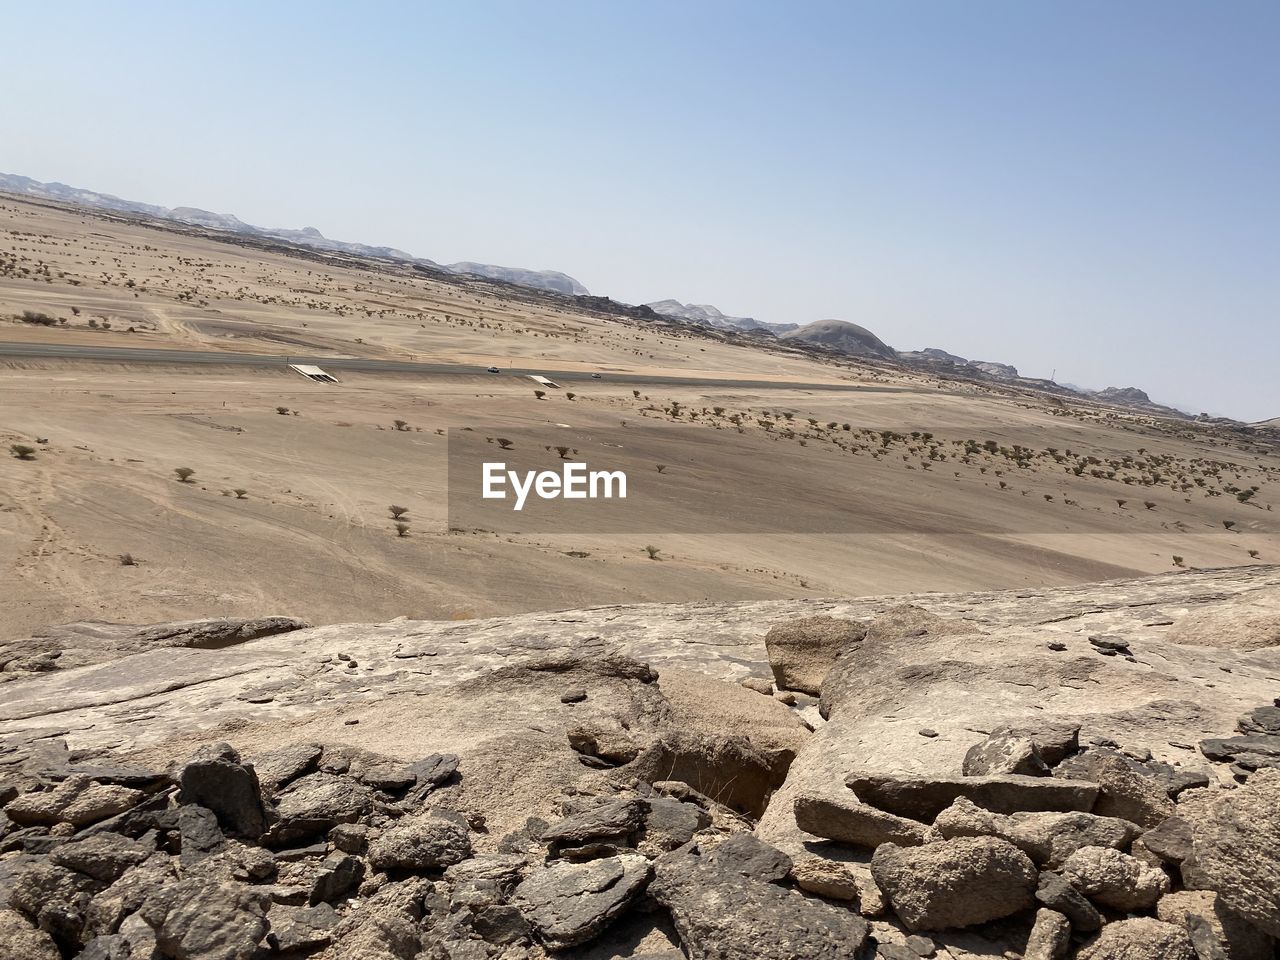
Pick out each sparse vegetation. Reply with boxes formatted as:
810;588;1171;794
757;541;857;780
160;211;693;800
118;553;138;566
234;488;248;499
19;309;56;326
389;505;409;519
276;406;290;415
1173;555;1185;567
174;466;195;482
534;390;546;400
394;522;410;537
644;545;661;560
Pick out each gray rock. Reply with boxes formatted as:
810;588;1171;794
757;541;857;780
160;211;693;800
5;777;143;829
962;729;1050;777
870;836;1038;931
1142;815;1194;866
266;772;375;846
1024;908;1071;960
6;860;98;949
794;791;931;848
846;772;1098;821
1186;767;1280;937
368;811;472;871
764;616;866;695
640;797;709;852
1075;917;1196;960
1054;750;1175;827
176;743;268;840
0;907;60;959
512;854;651;950
1061;845;1170;911
933;797;1142;868
1157;890;1276;960
539;797;643;853
704;832;792;882
310;852;365;905
251;742;321;792
650;846;869;959
139;876;270;960
49;833;151;883
1238;705;1280;736
1200;735;1280;762
265;902;339;953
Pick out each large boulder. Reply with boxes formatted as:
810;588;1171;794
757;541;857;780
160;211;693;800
1185;768;1280;937
367;812;472;871
1060;845;1170;911
763;616;865;695
650;844;868;959
1075;917;1196;960
870;837;1038;931
511;854;651;950
176;744;268;840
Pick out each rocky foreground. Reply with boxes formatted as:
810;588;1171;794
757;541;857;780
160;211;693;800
1;566;1279;959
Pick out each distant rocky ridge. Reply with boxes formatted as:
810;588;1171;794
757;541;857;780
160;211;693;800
780;319;897;359
0;173;589;297
644;299;799;336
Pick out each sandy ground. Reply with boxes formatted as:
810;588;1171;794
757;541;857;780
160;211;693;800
2;195;1277;640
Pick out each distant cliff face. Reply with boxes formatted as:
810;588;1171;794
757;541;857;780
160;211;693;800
781;319;896;359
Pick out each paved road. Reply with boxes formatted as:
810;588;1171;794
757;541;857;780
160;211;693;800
0;340;898;392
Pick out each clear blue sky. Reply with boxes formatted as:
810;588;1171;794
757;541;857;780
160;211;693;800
3;1;1277;419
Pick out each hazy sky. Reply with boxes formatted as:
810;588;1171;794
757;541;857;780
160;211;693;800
3;2;1276;419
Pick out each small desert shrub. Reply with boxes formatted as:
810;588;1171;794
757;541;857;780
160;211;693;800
655;464;667;474
389;505;409;519
276;406;290;415
643;545;661;560
1116;499;1127;508
174;466;195;482
496;438;513;449
118;553;138;566
1248;549;1260;558
555;446;571;459
394;522;410;537
1144;501;1156;510
19;310;56;326
10;444;36;460
1223;520;1236;530
393;420;409;431
565;392;576;400
234;489;248;499
534;390;546;400
1172;555;1185;567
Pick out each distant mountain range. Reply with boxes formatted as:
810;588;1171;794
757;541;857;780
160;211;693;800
0;173;589;297
644;299;798;335
3;171;1198;418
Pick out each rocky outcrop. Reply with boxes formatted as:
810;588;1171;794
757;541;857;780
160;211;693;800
1;567;1279;957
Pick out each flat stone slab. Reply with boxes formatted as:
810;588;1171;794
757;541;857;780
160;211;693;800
845;773;1100;822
